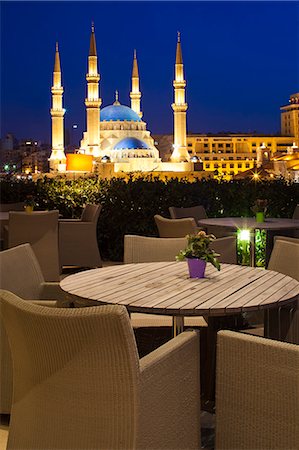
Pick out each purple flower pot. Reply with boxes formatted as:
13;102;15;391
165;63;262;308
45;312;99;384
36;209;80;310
187;258;207;278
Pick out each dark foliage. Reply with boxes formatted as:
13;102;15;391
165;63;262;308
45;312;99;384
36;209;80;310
1;175;298;261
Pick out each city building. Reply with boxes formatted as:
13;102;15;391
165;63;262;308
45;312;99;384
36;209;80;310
0;137;51;174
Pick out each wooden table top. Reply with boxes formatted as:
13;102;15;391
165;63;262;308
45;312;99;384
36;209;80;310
198;217;299;230
61;262;299;317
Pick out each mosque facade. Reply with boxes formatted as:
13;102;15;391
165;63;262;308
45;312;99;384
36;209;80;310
49;25;191;174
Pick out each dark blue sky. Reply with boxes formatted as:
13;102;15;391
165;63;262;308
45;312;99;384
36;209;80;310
1;1;298;144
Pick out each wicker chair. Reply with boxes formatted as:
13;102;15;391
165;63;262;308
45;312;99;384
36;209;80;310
243;236;299;342
215;330;299;450
7;210;60;281
154;214;198;237
0;244;70;414
0;202;24;212
169;205;207;222
292;204;299;220
0;290;201;450
169;205;233;238
59;204;102;268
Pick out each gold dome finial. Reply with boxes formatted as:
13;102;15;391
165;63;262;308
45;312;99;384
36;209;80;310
175;32;183;64
89;22;97;56
113;90;120;105
54;41;61;72
132;49;139;77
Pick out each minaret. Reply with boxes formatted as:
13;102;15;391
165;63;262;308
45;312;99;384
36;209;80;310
49;42;66;172
85;22;101;157
130;49;142;118
171;32;189;162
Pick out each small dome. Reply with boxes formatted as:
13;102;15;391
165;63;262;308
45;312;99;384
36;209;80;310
100;104;141;122
114;137;150;150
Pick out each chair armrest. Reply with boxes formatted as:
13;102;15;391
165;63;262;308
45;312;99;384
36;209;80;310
40;283;91;308
137;330;201;449
58;219;81;223
59;222;95;240
39;282;66;301
29;300;58;307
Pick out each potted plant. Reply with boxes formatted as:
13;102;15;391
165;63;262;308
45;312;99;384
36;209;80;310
24;195;36;213
176;230;221;278
251;199;268;223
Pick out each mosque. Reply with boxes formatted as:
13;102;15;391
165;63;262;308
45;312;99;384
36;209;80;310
49;24;299;180
49;25;191;174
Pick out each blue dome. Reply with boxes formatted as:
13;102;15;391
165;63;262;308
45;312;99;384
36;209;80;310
100;104;141;122
114;137;150;150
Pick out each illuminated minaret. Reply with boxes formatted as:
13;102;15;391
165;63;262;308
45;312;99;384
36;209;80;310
85;22;101;156
171;32;189;162
130;49;142;118
49;42;66;171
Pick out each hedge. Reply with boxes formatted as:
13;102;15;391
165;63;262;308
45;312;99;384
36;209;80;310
1;175;298;261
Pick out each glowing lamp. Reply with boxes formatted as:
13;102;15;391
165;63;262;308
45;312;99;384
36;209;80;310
239;229;250;242
190;155;199;162
66;154;93;172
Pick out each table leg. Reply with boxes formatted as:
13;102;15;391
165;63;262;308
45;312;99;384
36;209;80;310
172;316;184;337
249;230;256;267
201;314;245;411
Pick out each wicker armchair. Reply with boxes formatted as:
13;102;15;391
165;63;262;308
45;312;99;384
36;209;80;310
0;244;69;414
215;330;299;450
7;210;60;281
169;205;207;222
0;290;201;450
154;214;198;237
59;204;102;268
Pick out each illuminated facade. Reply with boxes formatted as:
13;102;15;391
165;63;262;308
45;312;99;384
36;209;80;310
280;93;299;138
49;25;298;179
49;43;66;172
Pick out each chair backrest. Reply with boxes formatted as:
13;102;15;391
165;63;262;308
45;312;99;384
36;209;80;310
8;210;60;282
292;204;299;220
0;244;46;413
268;236;299;281
154;214;197;238
211;236;237;264
0;243;44;299
169;205;207;223
124;235;187;263
81;204;102;223
0;203;24;212
215;330;299;450
0;289;139;449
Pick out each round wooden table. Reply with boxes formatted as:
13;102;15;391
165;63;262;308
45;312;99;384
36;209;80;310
61;261;299;406
61;261;299;336
198;217;299;266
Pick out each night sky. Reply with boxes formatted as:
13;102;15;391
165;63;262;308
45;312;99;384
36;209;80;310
1;1;298;145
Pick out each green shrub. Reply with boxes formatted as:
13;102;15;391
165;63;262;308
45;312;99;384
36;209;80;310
1;175;298;262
